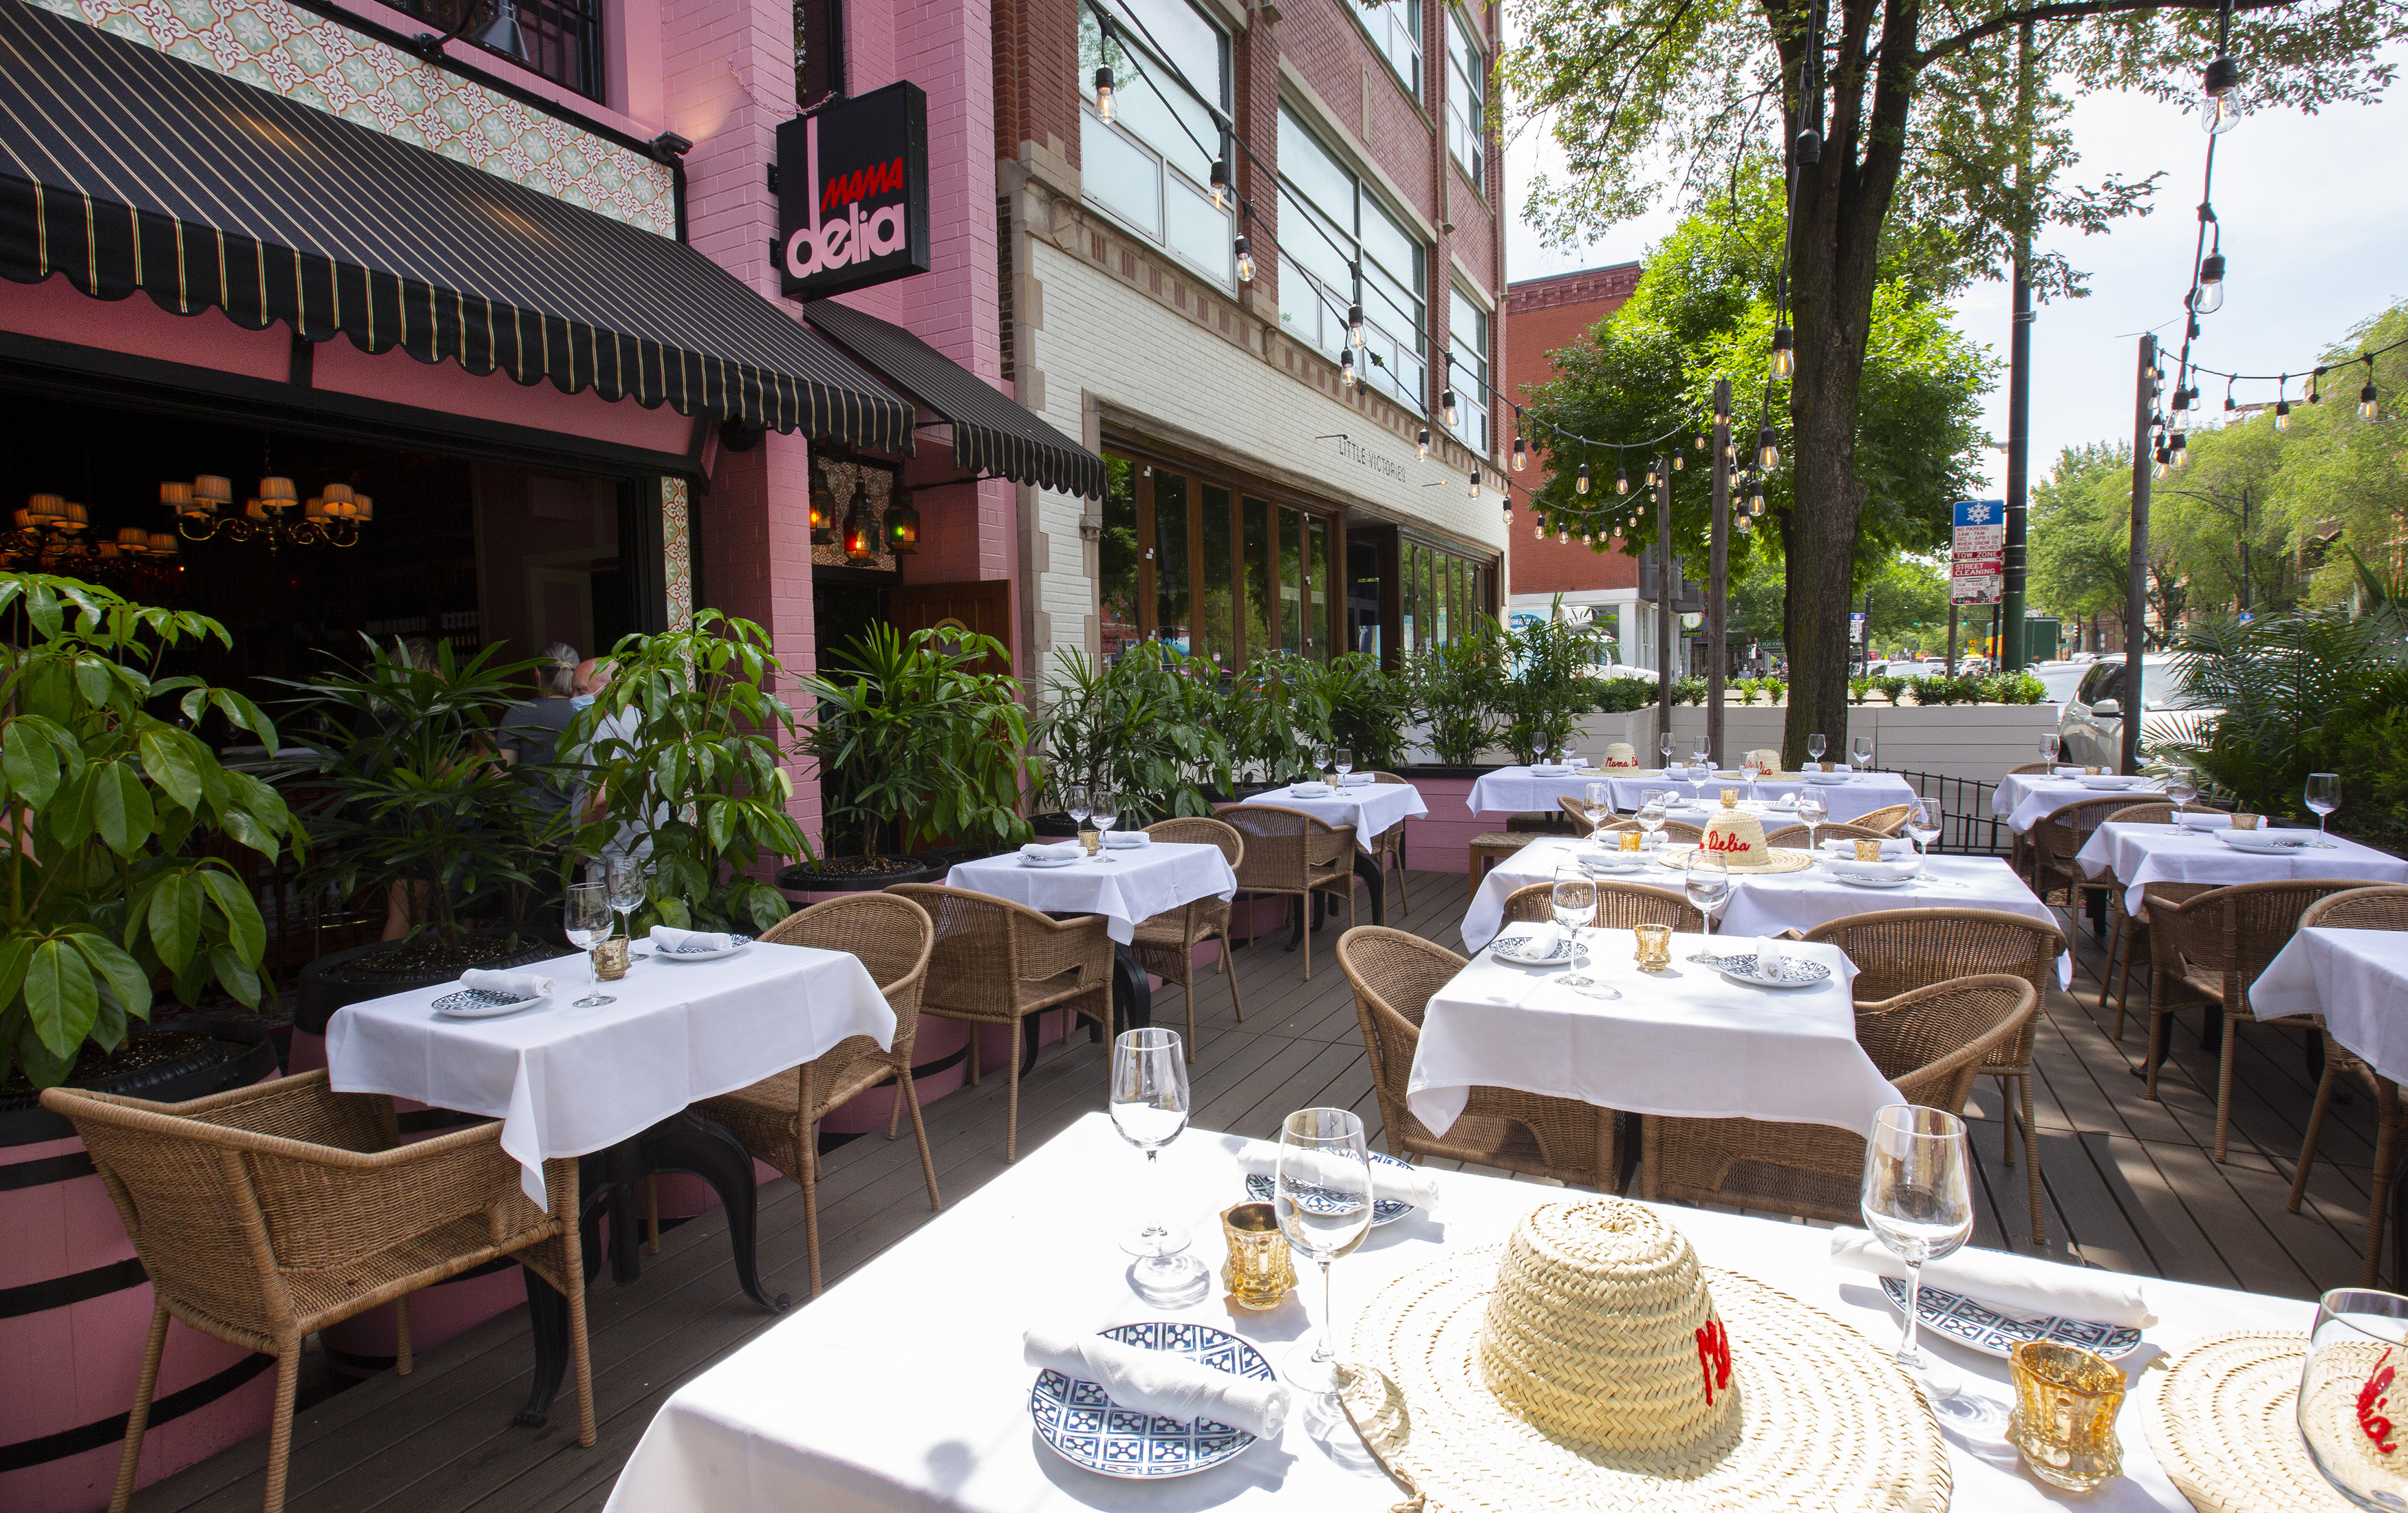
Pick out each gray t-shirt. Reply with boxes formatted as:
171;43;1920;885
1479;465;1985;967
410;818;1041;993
498;698;581;817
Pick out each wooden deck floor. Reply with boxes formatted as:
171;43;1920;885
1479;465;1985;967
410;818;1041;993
131;868;2385;1513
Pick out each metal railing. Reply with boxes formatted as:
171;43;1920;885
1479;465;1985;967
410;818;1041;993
1884;770;2011;857
393;0;606;102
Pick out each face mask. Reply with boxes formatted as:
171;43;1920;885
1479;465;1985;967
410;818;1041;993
570;695;596;710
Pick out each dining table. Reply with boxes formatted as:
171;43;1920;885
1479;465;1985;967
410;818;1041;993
326;938;893;1422
1466;764;1920;826
1995;771;2166;833
2250;925;2408;1079
599;1110;2310;1513
2074;821;2408;912
1238;779;1426;928
1459;835;2071;985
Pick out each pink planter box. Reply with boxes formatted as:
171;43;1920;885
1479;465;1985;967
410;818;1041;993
1402;775;1503;877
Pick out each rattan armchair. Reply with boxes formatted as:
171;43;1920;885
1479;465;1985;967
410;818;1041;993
1337;926;1615;1187
2096;802;2176;1025
1557;795;1643;841
693;894;938;1298
1853;802;1916;835
2030;794;2138;920
1801;911;2067;1243
1217;802;1364;981
1368;773;1415;918
1655;819;1706;846
1640;976;2039;1221
39;1073;591;1513
1133;817;1247;1059
1761;819;1891;848
1501;879;1704;933
887;883;1115;1161
2142;877;2373;1161
2285;886;2408;1285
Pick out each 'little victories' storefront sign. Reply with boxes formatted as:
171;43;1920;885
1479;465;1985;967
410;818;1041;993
777;81;930;300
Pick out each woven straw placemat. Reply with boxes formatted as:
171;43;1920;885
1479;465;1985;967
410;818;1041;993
1342;1245;1950;1513
2144;1331;2359;1513
1652;846;1817;874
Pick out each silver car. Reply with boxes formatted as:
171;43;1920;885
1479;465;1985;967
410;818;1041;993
2057;654;2221;771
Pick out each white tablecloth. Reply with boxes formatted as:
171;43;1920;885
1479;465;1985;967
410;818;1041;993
1995;772;2166;833
603;1112;2303;1513
1467;766;1917;825
1407;927;1891;1137
327;943;892;1201
1460;837;2070;985
2250;927;2408;1080
1242;780;1428;852
944;841;1239;944
2075;822;2408;912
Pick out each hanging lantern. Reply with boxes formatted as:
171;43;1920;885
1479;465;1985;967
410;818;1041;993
841;497;879;560
808;481;838;545
885;490;921;554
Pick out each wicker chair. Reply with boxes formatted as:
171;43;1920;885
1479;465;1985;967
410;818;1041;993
1557;795;1644;840
1501;879;1704;932
1337;926;1615;1187
1761;819;1891;848
1655;819;1706;846
2095;802;2175;1024
1641;976;2039;1221
885;883;1115;1161
2284;886;2408;1284
2142;877;2374;1161
1367;773;1415;918
692;894;938;1298
1800;912;2067;1243
2006;761;2056;775
39;1073;592;1513
1217;803;1364;981
2029;795;2138;921
1853;802;1916;835
1132;817;1248;1059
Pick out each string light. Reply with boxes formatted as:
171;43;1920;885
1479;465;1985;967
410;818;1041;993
2201;54;2242;133
2222;378;2237;414
1441;388;1459;427
1576;459;1590;495
1417;427;1430;460
1770;326;1794;380
1346;302;1366;350
1755;427;1781;471
1234;235;1253;283
2362;359;2382;420
1556;524;1570;544
1736;513;1752;535
2193;251;2226;314
1611;519;1624;540
1094;61;1115;122
2275;375;2292;431
1511;431;1527;471
2171;432;2190;469
1209;158;1230;210
1468;467;1481;500
1339;349;1357;387
1673;449;1684;471
1502;494;1513;524
2309;369;2322;405
1615;464;1629;495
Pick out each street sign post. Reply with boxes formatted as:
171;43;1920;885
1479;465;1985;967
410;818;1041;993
1950;499;2006;607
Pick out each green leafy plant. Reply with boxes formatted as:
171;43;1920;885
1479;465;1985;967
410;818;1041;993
1323;653;1414;773
1875;674;1909;705
1498;612;1607;764
1761;678;1787;706
0;576;306;1088
1849;675;1873;705
793;622;1035;865
284;638;562;951
1226;650;1337;784
1591;675;1657;713
1670;676;1708;707
579;610;811;934
1981;670;2049;705
1038;643;1227;822
1406;632;1505;766
2299;666;2408;849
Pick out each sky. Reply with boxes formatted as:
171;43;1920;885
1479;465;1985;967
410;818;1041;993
1501;46;2408;496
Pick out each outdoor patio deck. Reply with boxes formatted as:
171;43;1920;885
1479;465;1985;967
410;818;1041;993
129;867;2385;1513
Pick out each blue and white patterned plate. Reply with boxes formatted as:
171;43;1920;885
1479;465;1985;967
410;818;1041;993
1029;1322;1273;1479
1490;931;1577;967
645;934;753;963
1710;953;1833;989
1880;1276;2143;1361
1245;1148;1416;1225
431;989;547;1019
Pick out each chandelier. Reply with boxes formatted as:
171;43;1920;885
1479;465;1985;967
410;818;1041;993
169;473;373;550
5;494;182;583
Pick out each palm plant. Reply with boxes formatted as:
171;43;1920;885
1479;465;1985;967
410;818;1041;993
1226;650;1337;784
1406;629;1505;766
1038;643;1227;822
1322;652;1413;771
1497;612;1607;764
2150;610;2405;815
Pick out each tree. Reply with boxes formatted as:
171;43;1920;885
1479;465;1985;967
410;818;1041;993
1861;553;1950;651
1505;0;2401;762
2028;444;2135;639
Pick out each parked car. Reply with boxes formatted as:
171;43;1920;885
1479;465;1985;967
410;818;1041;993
1959;655;1991;675
2057;654;2221;771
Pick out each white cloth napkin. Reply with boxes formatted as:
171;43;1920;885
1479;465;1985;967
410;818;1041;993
1829;1227;2158;1326
1103;830;1149;848
1772;793;1800;811
1023;1325;1290;1439
1530;764;1575;776
1823;838;1914;859
649;925;733;952
1238;1148;1440;1214
1337;773;1374;787
1752;936;1789;975
1020;841;1081;860
2173;811;2235;830
458;969;555;1000
1291;782;1333;797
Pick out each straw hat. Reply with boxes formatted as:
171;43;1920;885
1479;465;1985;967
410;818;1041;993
1341;1198;1949;1512
2144;1331;2361;1513
1604;742;1639;768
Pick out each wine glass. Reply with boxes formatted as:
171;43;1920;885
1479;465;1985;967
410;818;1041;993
1639;792;1669;849
1739;752;1765;806
2298;1287;2408;1509
605;857;645;947
1310;744;1331;784
1583;781;1614;840
1553;870;1615;998
1335;747;1354;782
1682;851;1732;957
1064;783;1090;837
1659;730;1676;770
1807;731;1829;768
563;883;616;1007
1906;799;1942;874
1090;788;1121;859
2165;766;2200;822
1691;738;1710;771
2039;731;2062;769
1794;789;1827;853
1275;1107;1373;1395
1851;734;1875;774
2306;772;2341;846
1110;1028;1211;1307
1861;1104;1975;1402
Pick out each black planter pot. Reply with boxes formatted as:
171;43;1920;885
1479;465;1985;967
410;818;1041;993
1;1020;278;1147
1401;763;1507;780
1029;811;1080;838
775;855;937;894
295;929;557;1038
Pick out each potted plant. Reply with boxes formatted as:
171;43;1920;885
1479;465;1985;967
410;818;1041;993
1497;613;1606;765
786;623;1035;888
577;610;813;927
1405;630;1504;773
1226;650;1335;787
1037;643;1227;826
1324;652;1414;773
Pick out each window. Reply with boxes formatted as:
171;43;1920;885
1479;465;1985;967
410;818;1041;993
1101;449;1337;665
1153;471;1191;652
1445;6;1487;193
1351;0;1421;98
1449;286;1492;455
1100;458;1142;661
1277;105;1428;414
1078;0;1236;286
398;0;604;100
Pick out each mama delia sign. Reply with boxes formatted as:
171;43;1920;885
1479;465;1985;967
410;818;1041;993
777;82;932;300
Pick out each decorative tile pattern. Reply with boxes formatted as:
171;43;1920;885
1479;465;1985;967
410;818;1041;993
1029;1322;1270;1479
1879;1277;2144;1360
30;0;673;235
660;476;691;630
1245;1148;1417;1225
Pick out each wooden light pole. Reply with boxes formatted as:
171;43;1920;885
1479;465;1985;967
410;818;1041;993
1708;379;1731;766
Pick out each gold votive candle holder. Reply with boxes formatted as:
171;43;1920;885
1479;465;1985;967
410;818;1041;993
1618;830;1643;853
1220;1202;1297;1310
2232;812;2261;830
2007;1340;2126;1492
1078;828;1101;855
592;938;630;980
1855;839;1885;862
1719;788;1739;808
1633;923;1673;973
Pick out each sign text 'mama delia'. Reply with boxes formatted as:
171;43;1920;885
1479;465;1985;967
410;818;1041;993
775;81;932;301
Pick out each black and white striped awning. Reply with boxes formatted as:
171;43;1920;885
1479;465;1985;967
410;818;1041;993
0;0;914;451
804;298;1104;500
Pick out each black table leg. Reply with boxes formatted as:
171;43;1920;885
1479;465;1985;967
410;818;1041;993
1352;851;1386;927
1287;894;1307;952
636;1112;789;1314
1111;943;1153;1034
517;1267;570;1428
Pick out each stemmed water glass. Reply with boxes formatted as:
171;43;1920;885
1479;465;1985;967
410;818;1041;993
1807;732;1829;769
1335;747;1354;783
1794;790;1827;853
1659;731;1677;770
1683;852;1732;958
2299;1288;2408;1508
1639;792;1670;850
2165;766;2200;823
2039;731;2062;769
1861;1104;1975;1402
1090;788;1121;859
1309;745;1331;785
2306;773;2341;846
1692;738;1711;771
1110;1028;1211;1307
1851;735;1875;774
1552;870;1616;998
1739;752;1765;806
563;883;616;1007
1274;1107;1374;1395
1906;800;1943;876
1064;784;1090;839
605;857;645;949
1583;781;1614;841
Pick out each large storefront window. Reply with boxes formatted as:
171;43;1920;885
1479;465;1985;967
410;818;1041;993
1099;457;1143;661
1277;104;1428;413
1079;0;1236;286
1099;448;1338;667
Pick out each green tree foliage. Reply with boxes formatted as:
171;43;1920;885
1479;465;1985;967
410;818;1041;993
1861;555;1951;654
1038;643;1230;822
